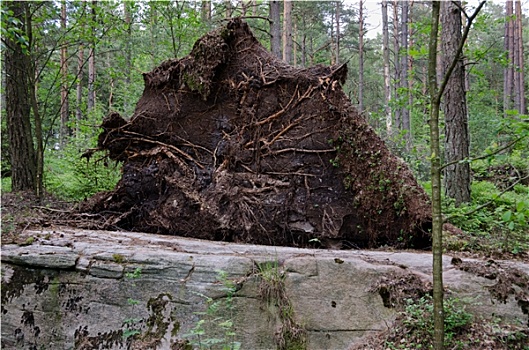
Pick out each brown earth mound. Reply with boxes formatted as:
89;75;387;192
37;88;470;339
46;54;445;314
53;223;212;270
82;18;432;249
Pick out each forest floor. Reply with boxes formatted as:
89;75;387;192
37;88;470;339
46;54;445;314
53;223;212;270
1;190;528;349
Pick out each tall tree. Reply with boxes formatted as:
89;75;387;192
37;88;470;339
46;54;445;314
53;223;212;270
76;44;84;135
400;0;411;148
441;0;471;206
358;0;364;113
392;1;401;128
269;1;281;59
283;0;293;64
428;2;486;348
503;0;515;114
513;0;526;114
4;1;37;192
60;1;69;146
87;1;97;111
382;0;392;136
335;1;341;65
123;1;132;113
201;0;211;22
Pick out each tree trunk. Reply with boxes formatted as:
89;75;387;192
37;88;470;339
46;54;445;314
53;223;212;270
25;4;44;199
503;1;514;114
400;0;411;149
60;1;69;146
358;0;364;113
514;0;526;114
201;1;211;22
429;3;485;348
5;1;37;192
382;0;392;136
282;0;293;64
427;3;444;348
87;1;97;112
76;44;84;136
392;1;401;128
225;0;233;18
441;0;471;206
124;2;132;113
335;1;341;65
269;1;281;59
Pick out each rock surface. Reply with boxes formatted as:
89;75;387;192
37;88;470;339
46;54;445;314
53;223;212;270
1;228;528;350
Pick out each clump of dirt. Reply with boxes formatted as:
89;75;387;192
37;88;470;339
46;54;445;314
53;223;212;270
369;272;432;308
451;257;529;326
81;18;432;249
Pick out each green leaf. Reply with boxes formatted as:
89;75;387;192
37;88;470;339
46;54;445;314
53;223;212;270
502;210;512;222
515;212;526;225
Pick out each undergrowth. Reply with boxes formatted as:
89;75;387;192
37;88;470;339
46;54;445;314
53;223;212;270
441;180;529;256
379;296;529;350
44;139;121;201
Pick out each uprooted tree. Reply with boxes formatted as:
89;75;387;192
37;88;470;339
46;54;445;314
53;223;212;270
82;19;432;249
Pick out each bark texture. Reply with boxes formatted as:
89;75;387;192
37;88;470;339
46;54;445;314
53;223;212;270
441;0;471;206
5;1;36;192
269;1;281;59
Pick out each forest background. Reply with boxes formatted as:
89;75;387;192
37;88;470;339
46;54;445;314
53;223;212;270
1;0;528;256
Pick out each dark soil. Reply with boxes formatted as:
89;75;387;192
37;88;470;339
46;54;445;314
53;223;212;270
79;18;432;250
452;257;529;327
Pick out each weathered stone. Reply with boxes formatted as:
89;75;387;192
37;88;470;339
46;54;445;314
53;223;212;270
1;228;527;350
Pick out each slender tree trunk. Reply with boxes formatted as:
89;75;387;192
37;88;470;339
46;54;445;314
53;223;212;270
60;1;69;146
269;1;281;59
293;21;297;66
25;4;44;198
503;1;514;114
427;3;444;348
124;2;132;113
392;1;401;129
87;1;97;112
5;1;36;193
283;0;293;64
429;3;485;348
201;1;211;22
382;0;392;136
76;44;84;136
514;0;526;114
408;1;415;140
149;2;158;67
400;0;411;149
335;1;341;65
225;0;233;18
358;0;364;113
441;0;471;206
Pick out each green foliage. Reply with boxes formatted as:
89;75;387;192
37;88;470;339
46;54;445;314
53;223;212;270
122;267;143;340
256;260;306;350
44;135;121;200
443;180;529;255
183;270;241;350
1;6;30;54
125;267;142;280
385;296;473;349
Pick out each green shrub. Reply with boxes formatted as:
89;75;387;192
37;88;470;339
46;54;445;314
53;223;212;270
44;141;121;200
385;296;473;349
